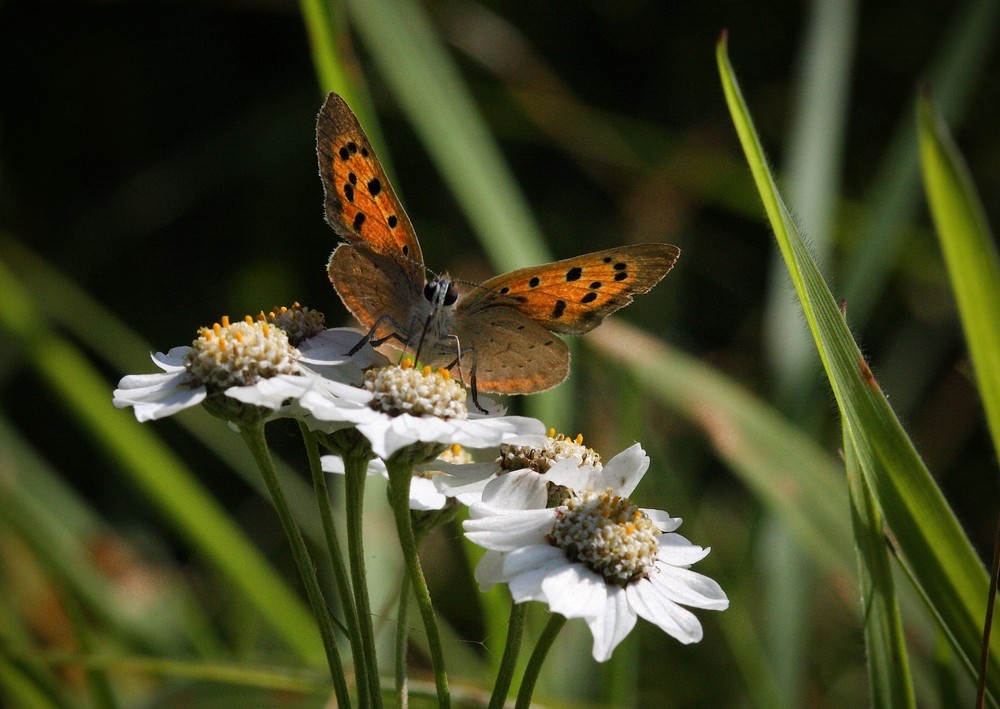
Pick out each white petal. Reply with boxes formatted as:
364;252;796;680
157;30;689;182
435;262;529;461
113;371;205;421
542;456;593;489
501;544;566;579
626;579;703;644
226;375;305;409
657;534;710;565
473;550;506;590
597;443;649;496
481;469;549;510
506;553;573;604
431;462;499;503
644;509;683;532
540;565;611;619
320;454;386;477
650;563;729;611
151;347;191;370
408;476;448;510
584;588;637;662
463;508;554;550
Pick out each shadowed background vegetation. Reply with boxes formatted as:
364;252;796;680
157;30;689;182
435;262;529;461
1;0;999;706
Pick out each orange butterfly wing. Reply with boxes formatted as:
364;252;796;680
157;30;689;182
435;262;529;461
316;93;424;271
460;244;680;335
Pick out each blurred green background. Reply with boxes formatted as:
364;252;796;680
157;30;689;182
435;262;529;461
1;0;999;706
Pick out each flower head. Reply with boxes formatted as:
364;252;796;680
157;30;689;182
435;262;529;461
113;308;378;423
463;444;728;661
295;360;546;461
433;429;601;507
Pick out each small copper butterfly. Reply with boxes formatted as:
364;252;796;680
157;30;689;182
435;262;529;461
317;92;679;400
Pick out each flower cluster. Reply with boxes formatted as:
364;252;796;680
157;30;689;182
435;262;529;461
113;303;727;682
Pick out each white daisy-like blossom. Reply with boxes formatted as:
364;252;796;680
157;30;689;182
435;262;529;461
464;444;729;662
433;429;601;506
113;305;378;422
293;359;547;460
322;444;473;511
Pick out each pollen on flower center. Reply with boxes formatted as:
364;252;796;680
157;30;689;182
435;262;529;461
184;315;301;391
258;302;325;346
364;363;468;419
549;488;660;587
499;429;602;473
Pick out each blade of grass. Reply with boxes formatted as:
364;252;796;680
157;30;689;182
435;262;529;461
917;89;1000;455
844;426;915;708
718;33;999;700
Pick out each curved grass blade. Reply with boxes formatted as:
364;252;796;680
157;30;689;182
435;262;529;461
718;34;998;700
917;89;1000;456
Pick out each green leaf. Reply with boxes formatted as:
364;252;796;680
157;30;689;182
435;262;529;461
844;426;915;708
717;33;998;701
917;89;1000;457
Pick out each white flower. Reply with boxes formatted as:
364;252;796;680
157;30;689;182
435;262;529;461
294;361;546;460
463;444;728;661
433;430;601;506
113;311;379;422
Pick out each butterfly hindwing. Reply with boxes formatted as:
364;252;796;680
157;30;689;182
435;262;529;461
452;306;570;394
328;243;424;345
317;93;424;273
461;244;680;335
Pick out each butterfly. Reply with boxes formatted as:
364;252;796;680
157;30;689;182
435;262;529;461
317;92;679;404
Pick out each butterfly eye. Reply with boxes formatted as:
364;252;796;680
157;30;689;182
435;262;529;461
423;281;437;302
444;282;459;306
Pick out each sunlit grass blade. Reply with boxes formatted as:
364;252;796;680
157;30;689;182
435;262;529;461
844;428;915;708
0;256;325;666
917;90;1000;455
718;34;999;700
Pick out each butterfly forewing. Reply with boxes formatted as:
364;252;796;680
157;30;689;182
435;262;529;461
463;244;680;335
316;94;424;272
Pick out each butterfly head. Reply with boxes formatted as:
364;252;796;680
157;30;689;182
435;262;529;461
423;274;459;310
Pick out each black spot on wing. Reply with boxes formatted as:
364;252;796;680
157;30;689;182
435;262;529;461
613;262;627;271
338;146;349;161
353;212;366;232
580;292;598;304
614;271;627;281
528;276;540;288
343;183;354;202
552;300;567;318
566;267;582;281
348;172;358;185
388;215;398;228
590;281;602;289
367;178;382;197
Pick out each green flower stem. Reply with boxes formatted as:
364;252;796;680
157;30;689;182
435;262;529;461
515;613;566;709
488;597;527;709
394;564;411;709
385;459;450;708
238;422;351;708
343;451;384;708
298;424;370;709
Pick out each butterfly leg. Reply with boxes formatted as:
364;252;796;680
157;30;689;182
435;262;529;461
347;315;410;355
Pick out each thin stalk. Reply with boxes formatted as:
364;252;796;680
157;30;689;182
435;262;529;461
515;613;566;709
238;422;351;708
343;452;384;708
488;598;527;709
976;514;1000;709
385;459;450;708
395;565;411;709
299;423;370;708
